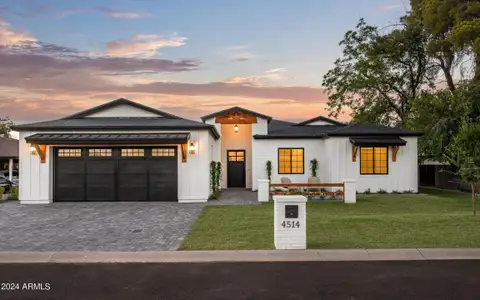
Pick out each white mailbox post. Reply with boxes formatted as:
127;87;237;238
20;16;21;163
273;195;307;250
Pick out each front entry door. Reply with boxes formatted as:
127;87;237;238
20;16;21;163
227;150;246;188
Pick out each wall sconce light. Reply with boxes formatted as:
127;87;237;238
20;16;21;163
30;145;37;155
234;124;239;133
188;142;196;154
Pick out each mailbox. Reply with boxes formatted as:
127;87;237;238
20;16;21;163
273;195;307;249
285;205;298;218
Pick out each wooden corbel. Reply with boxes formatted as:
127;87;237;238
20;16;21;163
352;145;359;162
181;143;188;163
34;144;47;163
391;146;400;162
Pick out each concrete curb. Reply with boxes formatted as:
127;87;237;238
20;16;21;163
1;249;480;263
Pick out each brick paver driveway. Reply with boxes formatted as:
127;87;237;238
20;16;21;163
0;202;204;251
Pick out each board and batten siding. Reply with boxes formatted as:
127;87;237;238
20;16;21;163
18;129;212;204
252;139;326;191
325;137;418;193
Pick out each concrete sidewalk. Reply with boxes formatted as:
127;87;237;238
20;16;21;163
1;248;480;263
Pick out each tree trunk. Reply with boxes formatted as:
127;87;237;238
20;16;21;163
475;53;480;84
472;182;477;217
443;67;456;92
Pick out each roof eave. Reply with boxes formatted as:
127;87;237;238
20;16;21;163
253;134;327;139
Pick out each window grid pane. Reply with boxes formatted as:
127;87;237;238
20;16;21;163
360;147;387;174
152;148;175;157
279;148;303;174
88;149;112;157
121;148;145;157
58;149;81;157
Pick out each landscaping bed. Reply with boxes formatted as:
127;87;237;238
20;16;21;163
180;187;480;250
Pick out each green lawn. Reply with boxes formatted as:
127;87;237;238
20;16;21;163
180;187;480;250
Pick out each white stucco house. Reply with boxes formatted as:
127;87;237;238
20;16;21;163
12;98;422;204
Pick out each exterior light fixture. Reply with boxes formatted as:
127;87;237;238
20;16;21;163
234;124;239;133
188;142;196;154
30;145;37;155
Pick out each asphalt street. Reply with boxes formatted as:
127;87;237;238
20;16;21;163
0;260;479;300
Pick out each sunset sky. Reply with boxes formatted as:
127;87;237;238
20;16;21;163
0;0;407;125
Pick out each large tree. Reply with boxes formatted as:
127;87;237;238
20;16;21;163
409;81;480;164
322;18;437;127
410;0;480;85
0;117;13;138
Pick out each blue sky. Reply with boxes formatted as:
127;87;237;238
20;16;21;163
0;0;408;123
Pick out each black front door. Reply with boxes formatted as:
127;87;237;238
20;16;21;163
54;147;178;202
227;150;246;188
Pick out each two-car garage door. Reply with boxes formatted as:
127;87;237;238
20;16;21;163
54;147;178;201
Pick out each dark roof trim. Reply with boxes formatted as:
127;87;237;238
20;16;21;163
25;133;191;145
295;116;345;126
328;131;422;137
349;136;407;146
201;106;272;122
63;98;181;119
253;134;327;140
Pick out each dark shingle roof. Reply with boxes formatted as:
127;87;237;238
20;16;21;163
255;122;422;139
12;118;220;139
0;137;18;158
268;119;295;132
63;98;180;119
201;106;272;122
295;115;345;126
25;133;190;145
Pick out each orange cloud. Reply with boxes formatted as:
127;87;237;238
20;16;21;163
106;33;187;58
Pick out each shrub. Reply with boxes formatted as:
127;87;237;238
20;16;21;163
402;190;415;194
10;186;18;200
0;187;4;195
391;190;401;194
265;160;272;181
309;159;318;177
364;188;371;194
377;189;388;194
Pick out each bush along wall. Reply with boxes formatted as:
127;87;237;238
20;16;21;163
209;161;222;200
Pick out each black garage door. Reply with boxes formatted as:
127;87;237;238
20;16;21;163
54;147;178;202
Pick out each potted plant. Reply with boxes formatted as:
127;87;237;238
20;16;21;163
309;158;318;177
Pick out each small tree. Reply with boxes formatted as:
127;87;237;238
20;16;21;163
0;117;14;138
265;160;272;181
309;159;318;177
444;121;480;216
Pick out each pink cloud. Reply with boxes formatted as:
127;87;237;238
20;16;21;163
106;33;187;58
378;4;402;12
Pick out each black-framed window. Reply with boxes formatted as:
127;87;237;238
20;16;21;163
360;147;388;174
278;148;304;174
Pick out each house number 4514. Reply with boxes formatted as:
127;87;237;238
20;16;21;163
281;221;300;228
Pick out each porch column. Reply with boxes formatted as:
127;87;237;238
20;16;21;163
8;158;13;181
343;179;356;204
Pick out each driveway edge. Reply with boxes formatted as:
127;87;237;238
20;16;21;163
1;249;480;263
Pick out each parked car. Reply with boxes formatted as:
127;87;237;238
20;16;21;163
0;170;18;185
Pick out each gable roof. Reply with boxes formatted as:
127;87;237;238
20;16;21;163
201;106;272;122
63;98;181;119
295;115;345;126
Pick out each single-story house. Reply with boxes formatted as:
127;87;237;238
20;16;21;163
12;98;422;204
0;137;19;181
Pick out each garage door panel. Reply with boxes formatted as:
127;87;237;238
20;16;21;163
86;160;116;174
86;174;115;201
55;147;178;202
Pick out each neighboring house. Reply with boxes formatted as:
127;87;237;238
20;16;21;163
0;137;19;181
13;98;422;204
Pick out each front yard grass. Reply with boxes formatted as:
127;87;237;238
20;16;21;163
180;187;480;250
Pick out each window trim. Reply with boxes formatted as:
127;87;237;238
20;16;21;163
359;146;389;175
278;148;305;175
